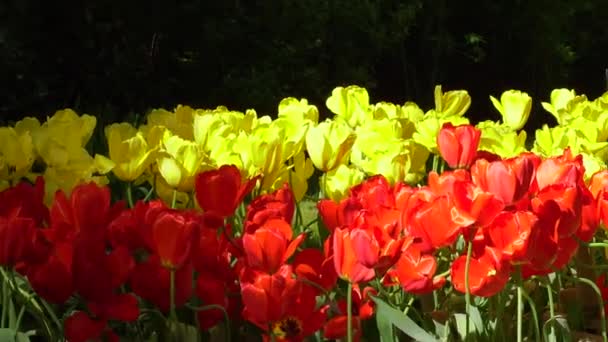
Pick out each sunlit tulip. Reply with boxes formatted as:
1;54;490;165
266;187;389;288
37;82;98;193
326;85;372;127
477;120;527;158
321;164;366;202
437;123;481;169
305;120;356;172
490;89;532;130
412;112;470;152
541;88;586;124
99;123;159;182
434;85;471;117
157;130;210;191
278;97;319;124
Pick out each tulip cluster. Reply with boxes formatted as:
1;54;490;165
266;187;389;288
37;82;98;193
2;85;608;341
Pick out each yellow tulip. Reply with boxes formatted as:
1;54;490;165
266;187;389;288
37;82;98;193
326;86;372;127
232;123;288;191
477;121;527;158
541;89;588;125
581;152;606;183
157;131;210;191
278;97;319;124
490;90;532;130
99;123;159;182
372;102;423;139
42;166;110;205
152;174;191;208
272;151;314;202
321;164;366;201
533;125;607;157
350;118;404;169
305;119;356;172
146;105;195;140
273;117;310;159
193;113;234;151
0;127;35;183
434;85;471;117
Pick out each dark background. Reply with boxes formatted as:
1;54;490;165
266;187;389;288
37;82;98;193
2;0;608;132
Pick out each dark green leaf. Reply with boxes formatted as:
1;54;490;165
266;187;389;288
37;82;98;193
371;296;437;342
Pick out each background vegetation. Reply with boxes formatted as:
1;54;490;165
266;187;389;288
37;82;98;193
2;0;608;131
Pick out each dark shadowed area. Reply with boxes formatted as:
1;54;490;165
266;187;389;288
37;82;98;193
2;0;608;132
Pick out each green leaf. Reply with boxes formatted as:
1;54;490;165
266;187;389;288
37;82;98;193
375;305;395;342
469;305;484;334
0;329;31;342
371;296;437;342
543;316;572;342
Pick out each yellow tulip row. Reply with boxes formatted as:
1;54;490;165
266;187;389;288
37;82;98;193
1;86;607;206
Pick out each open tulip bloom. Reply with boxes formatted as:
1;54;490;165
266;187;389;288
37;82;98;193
1;86;608;341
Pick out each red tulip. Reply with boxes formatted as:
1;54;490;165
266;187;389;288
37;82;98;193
390;243;445;294
50;182;123;242
486;211;536;262
242;219;304;274
195;164;258;222
471;153;539;206
324;285;376;342
535;148;584;190
332;227;376;283
437;123;481;169
152;210;198;270
450;180;504;229
64;311;114;342
293;248;337;292
403;195;462;253
0;215;36;267
451;245;511;297
0;176;48;226
589;170;608;199
317;197;362;233
245;182;295;233
27;241;73;304
129;255;193;312
240;265;326;341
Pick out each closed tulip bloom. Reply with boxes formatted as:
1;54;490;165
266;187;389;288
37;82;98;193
437;123;481;169
490;90;532;131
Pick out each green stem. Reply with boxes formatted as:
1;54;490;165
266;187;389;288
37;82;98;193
171;189;178;209
347;282;353;342
517;286;523;342
322;173;329;200
432;154;439;173
545;280;557;342
520;287;540;342
1;268;7;328
14;290;36;332
464;240;473;337
570;277;607;342
402;295;416;316
187;304;231;342
516;268;524;342
169;269;177;321
143;184;155;201
584;242;608;249
126;182;135;208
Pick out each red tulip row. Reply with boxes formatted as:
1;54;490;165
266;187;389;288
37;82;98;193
1;123;608;341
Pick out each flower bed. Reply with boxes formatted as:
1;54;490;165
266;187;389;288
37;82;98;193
1;85;608;341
